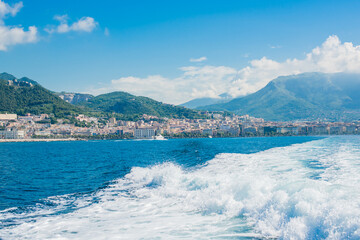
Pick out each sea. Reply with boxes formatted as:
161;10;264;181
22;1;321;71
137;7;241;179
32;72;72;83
0;136;359;239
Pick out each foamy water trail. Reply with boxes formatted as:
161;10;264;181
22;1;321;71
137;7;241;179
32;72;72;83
1;137;360;239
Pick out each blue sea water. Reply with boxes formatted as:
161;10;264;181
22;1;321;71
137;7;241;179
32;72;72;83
0;136;360;239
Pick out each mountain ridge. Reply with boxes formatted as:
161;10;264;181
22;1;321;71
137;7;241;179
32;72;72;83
0;73;79;117
79;91;203;119
199;72;360;121
0;72;203;120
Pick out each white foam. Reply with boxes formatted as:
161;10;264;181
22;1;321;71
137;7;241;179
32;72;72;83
1;136;360;239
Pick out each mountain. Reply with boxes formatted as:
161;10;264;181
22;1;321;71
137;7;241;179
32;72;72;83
0;73;39;87
0;72;16;81
0;73;80;117
181;93;233;109
79;91;203;119
0;72;203;120
200;72;360;121
58;92;94;105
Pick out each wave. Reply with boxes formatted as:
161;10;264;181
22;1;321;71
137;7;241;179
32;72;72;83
1;137;360;239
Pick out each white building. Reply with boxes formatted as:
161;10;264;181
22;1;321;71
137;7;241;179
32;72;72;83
134;128;156;139
0;114;17;121
0;129;25;139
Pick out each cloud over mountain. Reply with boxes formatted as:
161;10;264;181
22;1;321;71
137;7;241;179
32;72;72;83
90;66;237;104
230;35;360;96
91;35;360;104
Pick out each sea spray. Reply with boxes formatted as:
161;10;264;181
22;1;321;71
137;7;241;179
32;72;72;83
1;137;360;239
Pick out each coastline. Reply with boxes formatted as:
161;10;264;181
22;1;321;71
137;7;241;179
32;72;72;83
0;134;357;143
0;138;80;143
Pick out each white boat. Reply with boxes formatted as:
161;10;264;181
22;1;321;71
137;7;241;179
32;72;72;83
153;135;166;140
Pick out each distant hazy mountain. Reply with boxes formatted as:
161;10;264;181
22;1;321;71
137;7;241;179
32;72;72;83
0;73;79;117
200;72;360;121
181;93;232;109
79;91;202;119
58;92;94;105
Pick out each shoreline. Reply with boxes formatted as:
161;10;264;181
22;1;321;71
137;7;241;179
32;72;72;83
0;134;358;143
0;138;80;143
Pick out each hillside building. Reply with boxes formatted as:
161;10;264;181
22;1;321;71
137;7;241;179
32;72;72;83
0;114;17;121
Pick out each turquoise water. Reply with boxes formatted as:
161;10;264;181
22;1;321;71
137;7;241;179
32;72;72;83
1;136;360;239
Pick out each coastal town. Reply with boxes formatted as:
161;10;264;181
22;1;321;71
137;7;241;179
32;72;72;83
0;112;359;141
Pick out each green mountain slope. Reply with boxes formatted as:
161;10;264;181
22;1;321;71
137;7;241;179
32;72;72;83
0;73;80;117
79;91;202;119
201;72;360;121
0;72;16;81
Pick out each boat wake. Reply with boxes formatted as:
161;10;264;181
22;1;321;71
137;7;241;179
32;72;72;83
1;137;360;239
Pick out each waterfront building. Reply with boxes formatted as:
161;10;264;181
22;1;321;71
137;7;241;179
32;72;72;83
330;126;345;135
345;125;356;134
202;129;213;136
244;127;257;135
264;126;277;135
229;128;240;136
0;129;25;139
134;128;156;139
314;126;329;135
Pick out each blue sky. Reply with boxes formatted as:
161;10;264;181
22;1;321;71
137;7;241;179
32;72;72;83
1;0;360;103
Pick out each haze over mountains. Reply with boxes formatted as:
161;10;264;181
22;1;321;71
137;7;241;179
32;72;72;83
180;93;233;109
195;72;360;121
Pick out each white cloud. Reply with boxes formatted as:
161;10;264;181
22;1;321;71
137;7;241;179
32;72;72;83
71;17;97;32
110;75;175;103
230;35;360;96
0;1;37;51
0;0;22;22
47;15;98;34
179;65;237;100
89;35;360;104
0;25;37;50
89;65;237;104
190;56;207;62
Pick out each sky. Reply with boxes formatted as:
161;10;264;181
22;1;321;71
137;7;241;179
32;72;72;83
1;0;360;104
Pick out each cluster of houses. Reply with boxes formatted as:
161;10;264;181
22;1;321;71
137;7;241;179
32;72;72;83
0;112;359;140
